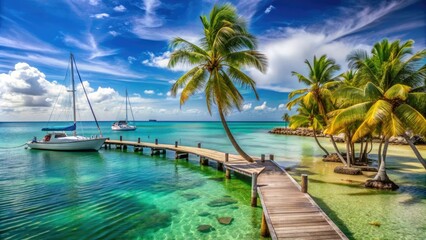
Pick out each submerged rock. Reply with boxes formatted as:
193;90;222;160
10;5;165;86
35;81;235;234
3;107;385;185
207;197;237;207
197;224;214;233
217;217;233;225
198;212;211;217
365;179;399;190
334;166;362;175
181;193;200;201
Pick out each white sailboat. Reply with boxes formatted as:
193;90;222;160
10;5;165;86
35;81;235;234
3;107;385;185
27;53;106;151
111;89;136;131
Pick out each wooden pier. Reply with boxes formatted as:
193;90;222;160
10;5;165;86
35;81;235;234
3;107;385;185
105;138;347;239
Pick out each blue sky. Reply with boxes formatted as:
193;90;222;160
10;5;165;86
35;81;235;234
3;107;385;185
0;0;425;121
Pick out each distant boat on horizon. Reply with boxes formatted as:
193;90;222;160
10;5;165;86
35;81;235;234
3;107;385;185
112;89;137;131
27;53;106;151
148;119;157;122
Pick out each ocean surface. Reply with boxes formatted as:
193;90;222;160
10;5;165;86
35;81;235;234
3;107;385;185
0;121;425;239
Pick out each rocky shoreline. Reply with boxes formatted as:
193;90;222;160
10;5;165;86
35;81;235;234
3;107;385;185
269;127;425;145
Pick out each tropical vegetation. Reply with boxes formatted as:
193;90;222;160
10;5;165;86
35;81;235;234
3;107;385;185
168;4;267;162
288;39;426;190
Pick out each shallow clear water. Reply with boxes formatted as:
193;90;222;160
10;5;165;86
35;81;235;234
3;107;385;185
0;121;425;239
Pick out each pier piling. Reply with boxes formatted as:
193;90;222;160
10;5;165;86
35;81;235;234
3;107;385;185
301;174;308;193
251;172;258;207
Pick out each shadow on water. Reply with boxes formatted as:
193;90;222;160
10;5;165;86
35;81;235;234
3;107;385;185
310;196;354;239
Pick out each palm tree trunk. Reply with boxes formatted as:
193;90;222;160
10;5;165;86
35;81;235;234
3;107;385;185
377;137;383;167
329;135;347;165
403;134;426;169
373;138;390;181
345;133;352;167
218;108;254;162
313;127;329;155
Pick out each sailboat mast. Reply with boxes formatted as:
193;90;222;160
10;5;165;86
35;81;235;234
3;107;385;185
70;53;77;137
125;89;128;122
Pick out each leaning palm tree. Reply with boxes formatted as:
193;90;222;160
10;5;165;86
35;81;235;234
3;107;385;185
168;4;267;162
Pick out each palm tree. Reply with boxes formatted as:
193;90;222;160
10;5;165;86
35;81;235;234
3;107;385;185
282;112;290;127
287;55;344;159
290;103;330;156
327;40;425;189
168;4;267;162
327;83;426;189
286;55;340;115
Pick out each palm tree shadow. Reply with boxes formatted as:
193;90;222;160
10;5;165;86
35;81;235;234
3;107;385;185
310;196;354;239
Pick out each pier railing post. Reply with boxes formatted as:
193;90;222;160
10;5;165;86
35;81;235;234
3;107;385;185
260;212;270;237
155;139;158;145
269;154;274;160
138;137;140;143
251;172;258;207
261;154;265;162
197;142;201;148
225;153;230;179
175;141;178;148
301;174;308;193
120;136;122;141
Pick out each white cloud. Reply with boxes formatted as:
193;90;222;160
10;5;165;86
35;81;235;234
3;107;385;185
254;101;276;112
265;5;275;14
142;51;170;68
168;80;176;84
113;5;126;12
157;93;163;96
254;101;267;111
249;1;411;93
142;51;192;71
144;90;155;95
128;56;136;64
108;31;119;37
278;103;286;110
91;13;110;19
242;103;252;111
89;0;100;6
62;33;118;59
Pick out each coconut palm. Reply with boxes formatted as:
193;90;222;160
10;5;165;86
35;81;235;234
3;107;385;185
290;103;330;156
168;4;267;162
287;55;345;159
346;39;426;165
286;55;340;115
327;83;426;189
282;112;290;128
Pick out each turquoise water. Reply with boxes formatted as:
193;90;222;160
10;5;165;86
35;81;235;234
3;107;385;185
1;121;425;239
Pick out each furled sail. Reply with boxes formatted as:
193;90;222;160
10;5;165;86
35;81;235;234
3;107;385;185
41;123;76;131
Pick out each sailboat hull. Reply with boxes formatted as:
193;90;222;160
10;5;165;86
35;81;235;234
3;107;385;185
27;138;106;151
111;126;136;131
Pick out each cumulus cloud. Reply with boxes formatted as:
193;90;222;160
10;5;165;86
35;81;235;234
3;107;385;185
113;5;126;12
265;5;275;14
91;13;109;19
278;103;286;110
0;63;60;109
254;101;276;112
144;90;155;95
142;51;192;71
89;0;100;6
242;103;252;111
108;31;119;37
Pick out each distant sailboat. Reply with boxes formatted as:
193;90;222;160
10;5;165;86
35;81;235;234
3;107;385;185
27;54;106;151
111;89;136;131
